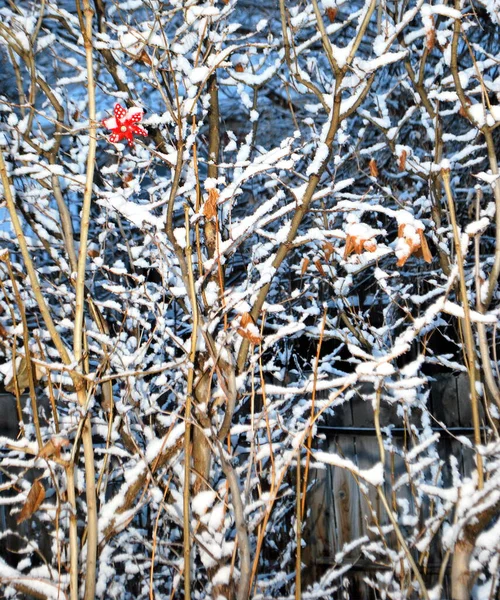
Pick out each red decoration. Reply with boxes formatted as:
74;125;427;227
102;103;148;146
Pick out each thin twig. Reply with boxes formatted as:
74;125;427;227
442;168;484;490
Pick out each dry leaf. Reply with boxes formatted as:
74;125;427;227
326;7;338;22
237;313;262;345
344;235;356;259
137;49;152;66
344;232;378;258
88;249;99;258
323;242;334;261
314;258;326;277
203;188;219;220
5;356;30;395
240;313;253;328
363;239;377;252
16;480;45;524
398;150;407;172
369;158;379;178
234;63;245;73
300;257;310;276
38;437;70;459
0;323;8;339
396;224;432;266
418;230;432;263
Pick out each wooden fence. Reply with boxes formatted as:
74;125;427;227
303;373;478;599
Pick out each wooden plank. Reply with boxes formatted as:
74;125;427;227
330;434;361;558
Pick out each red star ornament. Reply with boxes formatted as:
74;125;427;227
102;103;148;146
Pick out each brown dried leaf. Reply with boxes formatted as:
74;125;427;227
396;252;410;267
419;230;432;263
0;323;8;339
38;437;70;459
314;258;326;277
323;242;334;261
237;313;262;344
239;312;254;329
5;356;29;395
16;480;45;524
237;328;261;345
369;158;379;178
363;239;377;252
300;257;310;276
398;150;407;172
326;7;338;22
137;49;152;66
344;235;355;259
234;63;245;73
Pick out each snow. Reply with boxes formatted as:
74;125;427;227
355;50;408;73
192;490;217;516
211;565;232;586
189;66;210;84
315;452;384;486
0;558;65;599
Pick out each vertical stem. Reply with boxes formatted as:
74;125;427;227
75;0;97;368
77;2;99;598
301;308;327;517
442;169;484;489
183;205;199;600
295;450;302;600
66;465;79;600
207;74;220;181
